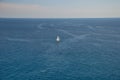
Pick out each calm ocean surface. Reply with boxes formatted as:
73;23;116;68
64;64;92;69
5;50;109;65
0;18;120;80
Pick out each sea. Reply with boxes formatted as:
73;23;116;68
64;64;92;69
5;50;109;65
0;18;120;80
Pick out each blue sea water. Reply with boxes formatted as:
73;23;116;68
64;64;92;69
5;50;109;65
0;18;120;80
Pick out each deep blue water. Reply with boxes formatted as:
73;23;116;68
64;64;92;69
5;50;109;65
0;18;120;80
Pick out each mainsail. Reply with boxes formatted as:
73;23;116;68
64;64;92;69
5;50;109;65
56;36;60;42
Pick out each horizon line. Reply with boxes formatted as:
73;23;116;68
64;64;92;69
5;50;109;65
0;17;120;19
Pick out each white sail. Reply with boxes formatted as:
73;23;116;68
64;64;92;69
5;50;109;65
56;36;60;42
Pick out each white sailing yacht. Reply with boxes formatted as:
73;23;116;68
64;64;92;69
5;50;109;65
56;35;60;43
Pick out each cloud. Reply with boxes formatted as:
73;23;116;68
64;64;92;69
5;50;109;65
0;2;120;18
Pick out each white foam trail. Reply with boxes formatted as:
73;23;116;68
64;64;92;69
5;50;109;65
40;69;47;73
96;38;120;43
58;29;77;37
96;26;102;28
58;29;89;40
95;26;118;34
7;38;30;42
76;34;90;40
37;24;43;29
91;33;120;37
87;25;95;31
46;29;90;53
46;34;89;54
96;26;106;29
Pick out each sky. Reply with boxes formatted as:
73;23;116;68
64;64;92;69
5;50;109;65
0;0;120;18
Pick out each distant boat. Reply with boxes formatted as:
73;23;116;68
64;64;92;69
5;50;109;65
56;35;60;43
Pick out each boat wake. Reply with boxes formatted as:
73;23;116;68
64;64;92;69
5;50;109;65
6;37;30;42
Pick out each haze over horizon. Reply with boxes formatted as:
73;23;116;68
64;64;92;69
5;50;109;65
0;0;120;18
